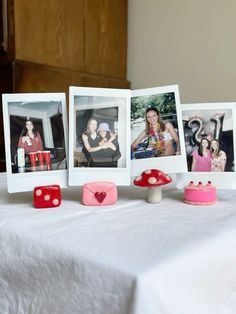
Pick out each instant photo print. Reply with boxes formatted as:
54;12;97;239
131;85;187;176
177;102;236;189
2;93;68;193
68;86;131;186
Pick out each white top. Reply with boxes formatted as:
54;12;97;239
163;130;173;141
0;172;236;314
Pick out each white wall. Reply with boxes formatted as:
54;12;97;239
127;0;236;103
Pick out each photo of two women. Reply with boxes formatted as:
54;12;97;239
183;109;234;172
74;107;121;168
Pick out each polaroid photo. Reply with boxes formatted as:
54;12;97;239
2;93;68;193
69;86;130;186
177;102;236;189
131;85;187;176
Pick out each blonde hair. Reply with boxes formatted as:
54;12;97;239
86;118;97;135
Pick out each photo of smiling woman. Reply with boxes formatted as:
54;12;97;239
130;85;187;176
131;92;181;160
2;93;68;193
131;107;180;159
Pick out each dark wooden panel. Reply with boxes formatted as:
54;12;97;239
0;62;13;171
80;73;130;89
84;0;127;79
14;0;84;71
13;61;130;94
14;61;82;93
0;0;4;53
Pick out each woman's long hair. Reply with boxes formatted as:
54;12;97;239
21;119;38;137
198;138;210;157
210;139;220;157
145;107;165;133
85;118;97;135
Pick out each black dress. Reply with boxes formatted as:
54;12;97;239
83;134;121;167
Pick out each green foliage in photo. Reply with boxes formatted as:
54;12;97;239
131;92;176;120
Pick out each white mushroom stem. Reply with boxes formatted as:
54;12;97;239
147;186;162;203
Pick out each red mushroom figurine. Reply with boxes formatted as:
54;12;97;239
133;169;172;203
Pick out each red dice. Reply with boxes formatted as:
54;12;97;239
33;185;61;208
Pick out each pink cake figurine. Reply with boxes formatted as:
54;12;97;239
184;181;217;205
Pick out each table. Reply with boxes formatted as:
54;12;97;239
1;173;236;314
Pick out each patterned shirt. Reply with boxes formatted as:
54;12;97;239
211;150;227;172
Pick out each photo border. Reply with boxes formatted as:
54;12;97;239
131;84;187;176
68;86;131;186
177;102;236;189
2;93;68;193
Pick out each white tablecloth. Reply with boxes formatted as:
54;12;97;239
0;173;236;314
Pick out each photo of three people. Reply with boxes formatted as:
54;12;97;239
75;88;185;174
131;94;235;174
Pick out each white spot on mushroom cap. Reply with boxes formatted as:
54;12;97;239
144;169;152;174
135;175;142;182
148;177;158;184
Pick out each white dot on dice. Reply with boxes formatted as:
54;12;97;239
44;194;51;201
53;198;59;205
36;189;42;196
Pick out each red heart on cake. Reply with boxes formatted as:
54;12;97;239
95;192;106;203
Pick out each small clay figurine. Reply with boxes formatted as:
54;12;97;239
184;180;217;205
133;169;172;203
33;185;61;208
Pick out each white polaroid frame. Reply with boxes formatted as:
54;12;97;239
69;86;131;186
131;85;187;176
2;93;68;193
177;102;236;189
